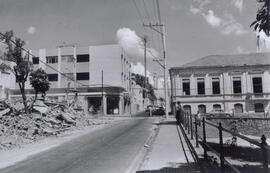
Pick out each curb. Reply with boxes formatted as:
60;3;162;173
125;117;164;173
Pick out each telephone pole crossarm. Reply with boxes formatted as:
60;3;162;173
143;23;164;36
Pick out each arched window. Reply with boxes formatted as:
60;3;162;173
234;103;243;113
213;104;221;111
198;104;206;114
183;105;191;114
255;103;264;113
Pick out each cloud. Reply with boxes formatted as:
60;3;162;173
202;10;221;28
221;23;247;35
189;5;201;15
189;0;248;36
236;46;248;54
220;13;248;35
116;27;159;60
189;3;247;36
232;0;243;13
27;26;36;35
131;62;154;85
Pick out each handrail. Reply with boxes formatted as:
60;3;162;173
205;119;266;148
198;135;241;173
207;117;270;121
177;109;269;173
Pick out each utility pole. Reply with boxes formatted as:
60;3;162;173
143;36;148;98
101;70;104;115
143;0;169;119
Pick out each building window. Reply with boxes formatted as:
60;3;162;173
77;54;89;62
198;104;206;114
234;103;243;113
253;77;263;94
62;73;74;80
254;103;264;113
46;56;58;64
212;78;220;94
233;77;242;94
77;72;89;80
213;104;221;111
197;78;205;95
48;74;58;81
182;79;190;95
61;55;74;62
32;57;39;64
183;105;191;114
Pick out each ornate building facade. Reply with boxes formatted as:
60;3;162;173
169;53;270;115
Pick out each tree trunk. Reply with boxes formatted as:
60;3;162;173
19;82;29;115
29;90;38;112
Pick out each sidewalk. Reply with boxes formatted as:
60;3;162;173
138;117;200;173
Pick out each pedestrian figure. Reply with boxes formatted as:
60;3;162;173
149;106;153;117
175;102;181;123
196;111;202;126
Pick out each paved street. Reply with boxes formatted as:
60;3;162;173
0;117;153;173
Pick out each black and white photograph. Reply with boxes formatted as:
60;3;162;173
0;0;270;173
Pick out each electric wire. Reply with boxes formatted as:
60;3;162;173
0;32;101;88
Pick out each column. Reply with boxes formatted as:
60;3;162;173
119;96;124;115
190;74;196;95
57;47;61;88
205;74;211;95
103;96;107;115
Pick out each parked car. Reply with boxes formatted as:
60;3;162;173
145;105;153;112
152;107;165;116
205;109;231;118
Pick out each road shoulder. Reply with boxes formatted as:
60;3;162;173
0;117;129;169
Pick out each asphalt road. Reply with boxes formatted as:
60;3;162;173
0;117;154;173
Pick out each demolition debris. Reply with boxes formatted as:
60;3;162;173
0;99;114;150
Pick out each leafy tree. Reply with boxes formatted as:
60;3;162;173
131;73;157;102
250;0;270;36
0;30;32;114
30;68;50;103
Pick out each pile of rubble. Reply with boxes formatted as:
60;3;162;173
0;99;114;150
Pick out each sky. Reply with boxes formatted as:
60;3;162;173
0;0;265;77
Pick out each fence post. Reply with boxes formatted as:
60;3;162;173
185;113;188;130
261;135;268;173
190;113;193;140
203;117;207;160
195;117;199;147
183;112;186;127
188;113;190;134
219;122;225;173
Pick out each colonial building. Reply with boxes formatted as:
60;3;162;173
10;44;144;115
169;52;270;115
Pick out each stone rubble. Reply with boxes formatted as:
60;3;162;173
0;99;115;150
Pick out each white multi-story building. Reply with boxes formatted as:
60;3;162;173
169;52;270;115
0;59;16;100
10;44;144;115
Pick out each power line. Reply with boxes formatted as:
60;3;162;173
132;0;146;32
142;0;151;24
0;32;87;87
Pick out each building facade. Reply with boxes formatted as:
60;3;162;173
0;59;16;100
169;53;270;115
10;44;144;115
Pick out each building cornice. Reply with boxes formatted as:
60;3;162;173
170;64;270;72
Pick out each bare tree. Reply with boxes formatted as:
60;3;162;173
0;30;32;114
